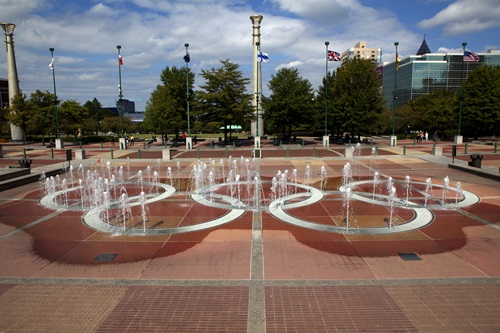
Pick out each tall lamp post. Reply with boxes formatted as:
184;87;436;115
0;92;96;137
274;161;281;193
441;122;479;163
390;41;399;146
49;48;62;149
323;41;330;148
184;43;192;150
455;42;467;144
117;45;125;149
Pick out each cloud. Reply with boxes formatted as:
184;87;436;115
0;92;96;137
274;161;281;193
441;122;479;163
0;0;48;21
418;0;500;36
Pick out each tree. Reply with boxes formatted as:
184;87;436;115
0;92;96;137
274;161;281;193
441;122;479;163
6;93;31;143
422;90;457;137
144;66;194;139
196;59;252;142
315;71;337;135
58;99;88;139
331;59;385;139
462;64;500;138
263;67;314;140
28;90;56;144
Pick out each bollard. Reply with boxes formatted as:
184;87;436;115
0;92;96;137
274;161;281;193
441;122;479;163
138;149;141;159
279;140;282;149
225;147;228;158
495;142;498;153
344;147;346;158
100;141;103;149
301;139;304;148
23;148;26;158
313;147;316;157
376;146;379;155
287;147;290;157
197;149;200;159
232;141;235;149
403;145;406;155
80;141;82;149
50;148;54;159
110;149;114;159
370;139;373;147
144;142;146;149
464;143;468;154
413;138;416;145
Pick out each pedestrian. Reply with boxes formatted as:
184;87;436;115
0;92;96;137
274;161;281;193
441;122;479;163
111;136;115;146
425;131;428;142
130;135;135;146
182;132;187;140
420;132;424;143
433;131;438;143
417;132;421;143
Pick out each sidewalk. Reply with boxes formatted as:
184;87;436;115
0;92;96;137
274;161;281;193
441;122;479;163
0;139;499;332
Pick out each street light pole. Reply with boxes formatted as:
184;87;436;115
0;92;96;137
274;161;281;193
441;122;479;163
117;45;124;142
458;42;467;138
391;41;399;146
324;41;329;147
49;48;59;141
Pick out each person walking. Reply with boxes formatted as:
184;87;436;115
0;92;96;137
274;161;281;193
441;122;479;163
111;136;115;146
425;131;428;142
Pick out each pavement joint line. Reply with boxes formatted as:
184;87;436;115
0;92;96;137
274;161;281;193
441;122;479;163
0;277;498;287
456;208;500;230
0;210;64;240
248;211;265;333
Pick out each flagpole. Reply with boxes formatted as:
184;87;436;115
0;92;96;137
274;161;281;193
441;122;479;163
49;48;59;141
256;42;260;138
391;41;399;146
117;45;125;148
458;42;467;137
185;43;190;138
324;42;329;142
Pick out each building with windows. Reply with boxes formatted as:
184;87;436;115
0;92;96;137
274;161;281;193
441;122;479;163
342;41;382;65
0;78;8;109
381;49;500;108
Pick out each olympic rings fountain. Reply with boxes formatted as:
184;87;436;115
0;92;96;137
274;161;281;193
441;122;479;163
38;157;480;236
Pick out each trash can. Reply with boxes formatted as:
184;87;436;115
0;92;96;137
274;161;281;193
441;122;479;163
66;149;72;161
468;154;483;168
18;158;32;168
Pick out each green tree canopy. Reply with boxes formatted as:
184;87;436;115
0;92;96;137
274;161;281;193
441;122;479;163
6;92;31;143
462;64;500;138
196;59;252;142
331;59;385;138
59;99;88;138
315;70;336;135
263;67;314;140
144;66;194;138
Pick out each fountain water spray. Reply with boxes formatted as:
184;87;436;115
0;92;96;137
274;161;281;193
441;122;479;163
441;176;449;206
424;178;433;207
455;182;462;205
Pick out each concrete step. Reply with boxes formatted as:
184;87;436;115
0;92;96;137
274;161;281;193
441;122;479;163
0;167;68;192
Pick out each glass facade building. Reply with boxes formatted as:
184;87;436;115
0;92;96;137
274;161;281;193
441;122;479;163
382;49;500;108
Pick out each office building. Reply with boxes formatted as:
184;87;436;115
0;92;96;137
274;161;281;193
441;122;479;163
382;49;500;108
342;41;382;65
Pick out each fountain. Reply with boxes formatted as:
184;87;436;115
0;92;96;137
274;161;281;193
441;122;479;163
38;156;480;236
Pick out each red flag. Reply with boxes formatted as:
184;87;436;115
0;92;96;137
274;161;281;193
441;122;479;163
119;55;123;65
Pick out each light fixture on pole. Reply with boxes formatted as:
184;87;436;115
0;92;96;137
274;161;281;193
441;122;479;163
49;48;59;141
458;42;467;138
184;43;190;137
116;45;124;142
390;41;399;146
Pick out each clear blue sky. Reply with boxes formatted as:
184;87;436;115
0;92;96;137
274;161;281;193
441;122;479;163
1;0;498;111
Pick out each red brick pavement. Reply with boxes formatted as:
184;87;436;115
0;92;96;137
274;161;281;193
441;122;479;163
0;143;499;332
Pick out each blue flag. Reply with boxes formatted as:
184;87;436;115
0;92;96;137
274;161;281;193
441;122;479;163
258;51;269;63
